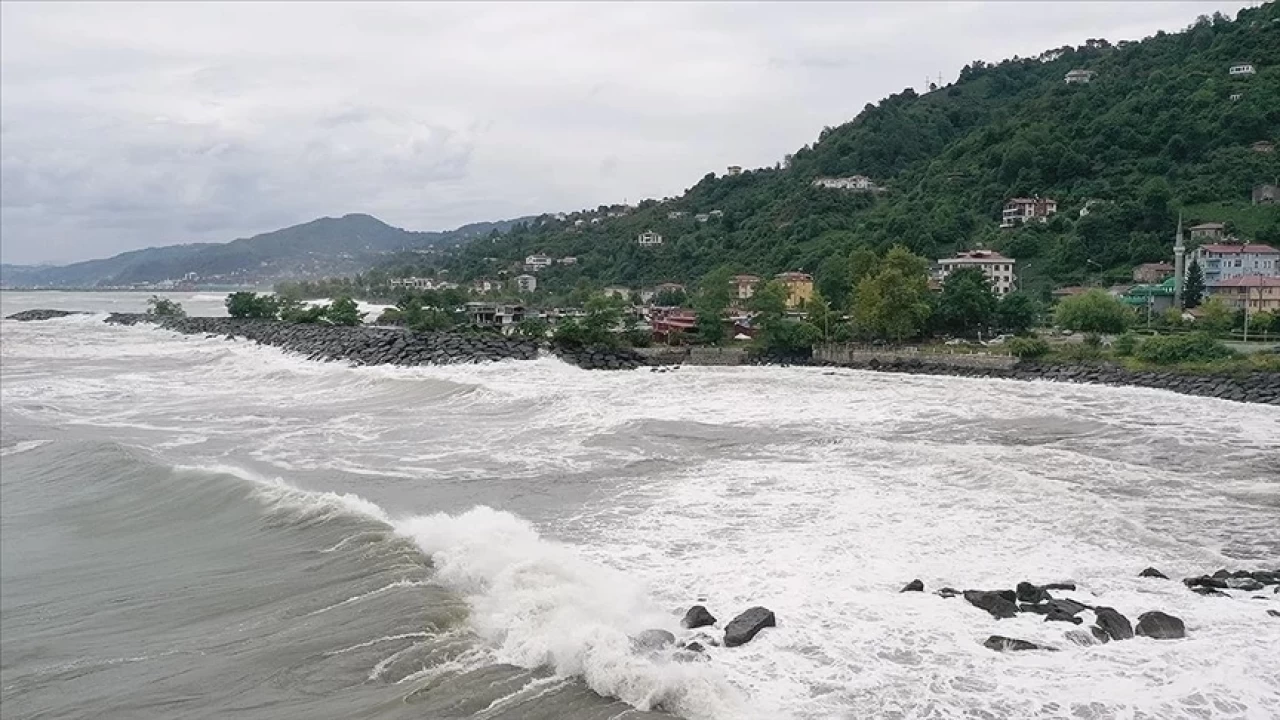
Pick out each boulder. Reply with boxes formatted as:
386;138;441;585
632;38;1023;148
5;309;85;321
1065;629;1103;647
1093;607;1134;641
1268;610;1280;618
964;590;1018;619
1089;626;1111;644
1191;586;1229;597
1251;570;1279;585
983;636;1056;652
681;605;718;629
1226;577;1265;592
936;587;961;598
1135;611;1185;639
1016;582;1052;604
1183;575;1229;589
901;579;924;593
1139;567;1168;579
631;629;676;651
723;607;776;647
682;641;706;653
1044;607;1083;624
1043;582;1077;591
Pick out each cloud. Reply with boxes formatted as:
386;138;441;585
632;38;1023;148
0;0;1252;264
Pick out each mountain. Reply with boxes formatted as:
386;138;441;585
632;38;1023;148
1;214;530;289
440;4;1279;303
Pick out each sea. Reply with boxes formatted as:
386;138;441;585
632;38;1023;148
2;291;1278;720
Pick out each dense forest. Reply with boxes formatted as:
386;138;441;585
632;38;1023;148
399;4;1278;306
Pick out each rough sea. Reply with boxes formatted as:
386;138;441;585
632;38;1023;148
2;291;1278;720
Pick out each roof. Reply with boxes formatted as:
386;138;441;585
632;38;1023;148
1051;286;1089;296
1197;243;1279;254
775;272;813;281
1189;222;1225;230
944;250;1013;262
732;274;761;283
1211;275;1280;288
1135;262;1174;269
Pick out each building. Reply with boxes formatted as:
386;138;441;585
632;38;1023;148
465;302;525;333
590;217;603;224
937;250;1017;296
559;256;578;265
524;254;554;271
774;272;814;308
1132;262;1175;283
390;276;448;291
1228;62;1256;76
1188;222;1226;242
731;274;761;301
726;165;743;176
1064;68;1095;84
1254;184;1279;206
514;274;538;293
650;282;686;299
1193;243;1280;284
1121;278;1177;315
471;278;502;293
694;213;710;223
602;286;631;299
1207;276;1280;313
1001;197;1057;228
573;219;586;227
812;175;878;191
1253;141;1275;154
650;308;698;344
708;209;724;219
637;230;664;246
667;211;687;219
1230;92;1244;101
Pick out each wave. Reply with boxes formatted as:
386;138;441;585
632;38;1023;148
0;439;51;457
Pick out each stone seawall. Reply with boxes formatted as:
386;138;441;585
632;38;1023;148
813;344;1017;370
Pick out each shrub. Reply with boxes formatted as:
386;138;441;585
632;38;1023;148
325;296;365;326
516;318;550;340
145;296;186;319
225;292;279;319
1135;332;1236;365
1112;332;1139;356
1054;290;1133;334
1007;336;1050;358
1082;332;1103;348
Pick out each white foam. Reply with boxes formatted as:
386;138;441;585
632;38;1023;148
0;439;50;457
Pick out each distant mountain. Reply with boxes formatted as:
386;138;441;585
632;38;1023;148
0;213;531;288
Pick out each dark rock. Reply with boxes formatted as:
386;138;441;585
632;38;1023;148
1045;608;1083;624
1212;569;1232;579
1019;603;1050;614
1268;610;1280;618
1139;567;1168;579
1183;575;1229;589
1191;586;1229;597
1016;582;1052;604
964;590;1018;619
631;629;676;651
1226;577;1265;592
1065;629;1102;647
681;605;717;629
1092;607;1134;641
723;607;776;647
1251;570;1279;585
901;579;924;593
6;309;86;321
983;636;1055;652
1135;611;1185;639
1089;626;1111;644
936;587;961;598
1043;582;1077;591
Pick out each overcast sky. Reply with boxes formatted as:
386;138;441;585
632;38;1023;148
0;1;1255;265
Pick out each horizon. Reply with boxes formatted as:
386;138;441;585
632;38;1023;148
0;0;1255;266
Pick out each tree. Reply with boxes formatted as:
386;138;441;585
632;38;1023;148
653;288;688;307
1054;290;1133;333
694;267;734;344
938;267;997;336
326;296;365;326
1195;297;1233;336
805;289;840;342
145;295;186;319
846;246;880;308
851;246;932;341
1183;260;1205;309
993;293;1040;335
225;292;278;319
515;317;549;339
748;280;790;348
1248;310;1275;339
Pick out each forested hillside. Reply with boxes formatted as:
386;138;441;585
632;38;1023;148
437;4;1279;304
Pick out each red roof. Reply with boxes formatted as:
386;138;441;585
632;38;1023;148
1211;275;1280;288
1197;244;1279;254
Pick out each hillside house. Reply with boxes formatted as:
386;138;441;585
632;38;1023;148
574;219;586;227
731;274;761;301
559;256;578;265
1229;63;1256;76
667;211;687;219
637;230;664;246
1064;69;1095;84
514;274;538;293
937;250;1017;296
1001;197;1057;228
1192;243;1280;284
694;213;711;223
774;272;815;308
1188;222;1226;242
1230;92;1244;101
1132;262;1174;283
1253;141;1275;153
1254;184;1278;205
1207;276;1280;313
812;175;878;191
524;254;554;271
465;302;525;333
709;210;724;218
471;278;502;293
726;166;743;176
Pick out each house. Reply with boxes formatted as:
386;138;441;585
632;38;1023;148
731;274;761;301
1132;262;1175;283
937;250;1018;296
1192;243;1280;284
465;302;525;333
590;217;604;224
1230;92;1244;101
708;210;724;218
524;254;554;271
1188;222;1226;242
471;278;502;293
774;272;814;308
694;213;711;223
812;175;878;191
1254;184;1278;205
650;308;698;344
726;166;743;176
514;274;538;293
637;230;664;246
553;213;567;221
1064;68;1095;84
1001;197;1057;228
574;219;586;227
1078;199;1102;217
1120;278;1177;314
1253;141;1275;153
390;277;446;291
1207;276;1280;312
602;286;631;299
667;211;687;219
1228;62;1256;76
559;256;578;265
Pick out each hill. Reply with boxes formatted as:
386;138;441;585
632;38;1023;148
437;4;1280;304
1;214;530;289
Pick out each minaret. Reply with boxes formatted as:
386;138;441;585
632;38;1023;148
1173;213;1186;309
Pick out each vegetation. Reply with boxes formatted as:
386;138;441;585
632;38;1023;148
1054;290;1133;333
225;291;279;319
1008;336;1051;358
553;295;625;349
1134;331;1236;365
325;297;365;326
1183;260;1206;308
145;295;186;319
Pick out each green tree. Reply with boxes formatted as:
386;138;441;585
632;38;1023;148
515;317;549;339
694;267;734;344
225;292;279;319
1054;290;1133;334
145;295;186;319
326;296;365;326
994;293;1040;335
938;267;997;336
1247;310;1275;339
1196;297;1233;336
748;280;790;348
851;246;932;341
846;246;880;308
1183;260;1205;309
805;289;840;342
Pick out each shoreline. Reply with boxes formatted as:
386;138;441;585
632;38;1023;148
8;310;1280;405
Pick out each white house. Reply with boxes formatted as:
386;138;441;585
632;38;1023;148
1064;69;1095;84
1191;244;1280;285
936;250;1018;296
726;165;743;176
708;210;724;218
812;175;878;191
637;230;664;246
471;278;501;293
514;274;538;293
524;254;554;271
1229;63;1256;76
558;256;578;265
667;211;687;219
1001;197;1058;228
573;219;586;227
694;213;710;223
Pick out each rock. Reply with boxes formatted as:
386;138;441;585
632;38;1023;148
1016;582;1052;604
1092;607;1134;641
1043;582;1077;591
723;607;776;648
983;636;1055;652
1089;626;1111;644
1268;610;1280;618
1065;629;1102;646
1139;567;1168;579
1135;611;1185;639
1212;569;1232;579
681;605;717;629
632;629;676;651
1251;570;1279;585
964;590;1018;619
901;579;924;593
1191;586;1229;597
936;587;961;598
5;309;85;321
1183;575;1229;589
1227;577;1265;592
1044;608;1083;624
682;641;706;653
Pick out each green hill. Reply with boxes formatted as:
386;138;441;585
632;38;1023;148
439;4;1279;304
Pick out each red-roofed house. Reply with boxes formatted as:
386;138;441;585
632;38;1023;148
1191;243;1280;284
1000;197;1057;228
1206;276;1280;312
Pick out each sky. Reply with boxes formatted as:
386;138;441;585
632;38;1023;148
0;1;1257;266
